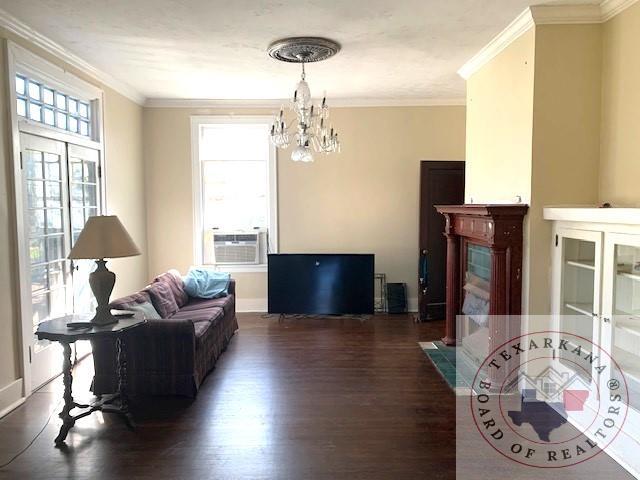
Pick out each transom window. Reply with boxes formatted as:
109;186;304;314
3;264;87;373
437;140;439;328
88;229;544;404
16;74;92;138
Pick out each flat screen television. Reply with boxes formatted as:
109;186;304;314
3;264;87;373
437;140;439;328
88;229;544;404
268;254;374;315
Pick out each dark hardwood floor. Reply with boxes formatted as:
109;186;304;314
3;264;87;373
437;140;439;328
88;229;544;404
0;313;454;480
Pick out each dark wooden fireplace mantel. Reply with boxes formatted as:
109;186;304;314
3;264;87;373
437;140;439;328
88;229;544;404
435;204;528;346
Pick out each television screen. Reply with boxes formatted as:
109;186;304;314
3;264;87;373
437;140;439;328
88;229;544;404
268;254;374;315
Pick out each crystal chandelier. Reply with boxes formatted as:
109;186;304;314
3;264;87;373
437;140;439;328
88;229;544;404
268;37;342;163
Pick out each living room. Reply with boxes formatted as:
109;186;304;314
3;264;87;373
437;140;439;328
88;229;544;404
0;1;639;479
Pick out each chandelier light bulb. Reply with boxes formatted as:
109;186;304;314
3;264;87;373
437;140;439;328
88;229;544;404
291;145;314;163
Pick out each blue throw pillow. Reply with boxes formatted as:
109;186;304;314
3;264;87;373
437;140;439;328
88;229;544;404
183;268;230;299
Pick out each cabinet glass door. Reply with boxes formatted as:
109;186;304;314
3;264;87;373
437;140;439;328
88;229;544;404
461;242;491;363
602;233;640;420
554;228;602;380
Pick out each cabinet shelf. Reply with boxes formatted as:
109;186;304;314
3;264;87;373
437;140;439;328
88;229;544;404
564;302;593;317
566;260;595;271
612;348;640;385
618;271;640;282
616;321;640;339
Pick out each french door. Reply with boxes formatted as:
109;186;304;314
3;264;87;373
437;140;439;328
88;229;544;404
20;133;101;390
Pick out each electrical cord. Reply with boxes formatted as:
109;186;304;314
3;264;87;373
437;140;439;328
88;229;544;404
0;399;62;469
262;313;371;321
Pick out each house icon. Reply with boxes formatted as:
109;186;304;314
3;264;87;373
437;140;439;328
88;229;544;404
519;366;590;411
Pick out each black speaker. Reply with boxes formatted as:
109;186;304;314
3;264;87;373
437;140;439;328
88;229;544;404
386;283;407;314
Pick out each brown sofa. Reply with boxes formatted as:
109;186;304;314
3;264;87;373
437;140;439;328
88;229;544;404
91;270;238;397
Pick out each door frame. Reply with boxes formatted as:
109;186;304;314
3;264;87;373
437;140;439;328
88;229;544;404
6;41;106;398
418;160;465;321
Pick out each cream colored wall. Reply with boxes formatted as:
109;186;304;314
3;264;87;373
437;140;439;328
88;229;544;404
102;87;148;298
143;106;466;309
0;31;147;403
464;24;602;316
464;29;535;315
527;24;602;315
600;2;640;206
464;29;535;206
0;40;21;391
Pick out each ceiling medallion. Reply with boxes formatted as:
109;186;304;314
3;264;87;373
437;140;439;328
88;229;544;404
267;37;341;63
268;37;341;163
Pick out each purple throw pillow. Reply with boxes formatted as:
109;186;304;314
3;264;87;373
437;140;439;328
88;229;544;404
109;290;151;310
153;270;189;308
147;282;179;318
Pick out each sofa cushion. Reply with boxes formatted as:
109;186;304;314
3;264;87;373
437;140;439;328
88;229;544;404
179;297;229;313
170;308;224;344
154;269;189;307
147;281;179;318
192;320;212;340
110;290;151;310
171;307;224;326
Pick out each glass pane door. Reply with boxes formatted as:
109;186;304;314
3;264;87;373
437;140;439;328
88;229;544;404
68;144;100;314
604;234;640;417
20;134;102;390
556;229;602;381
21;133;71;389
461;242;491;363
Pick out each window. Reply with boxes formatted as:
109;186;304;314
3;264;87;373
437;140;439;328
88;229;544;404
16;73;92;138
192;117;277;269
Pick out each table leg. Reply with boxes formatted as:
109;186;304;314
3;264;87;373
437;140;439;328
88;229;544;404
116;335;134;428
54;342;75;445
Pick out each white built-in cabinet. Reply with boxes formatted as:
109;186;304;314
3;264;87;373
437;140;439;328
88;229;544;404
545;207;640;478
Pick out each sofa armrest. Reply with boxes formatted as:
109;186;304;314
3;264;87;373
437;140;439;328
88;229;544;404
91;318;197;395
145;318;195;341
140;319;197;370
228;279;236;296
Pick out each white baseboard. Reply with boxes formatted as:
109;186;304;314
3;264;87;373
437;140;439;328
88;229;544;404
237;297;419;314
0;378;25;419
408;297;418;313
237;297;268;312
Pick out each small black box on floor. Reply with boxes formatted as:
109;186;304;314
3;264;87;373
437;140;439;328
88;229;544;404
386;283;407;314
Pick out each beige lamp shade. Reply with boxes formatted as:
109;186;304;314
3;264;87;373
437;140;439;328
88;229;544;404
68;215;140;260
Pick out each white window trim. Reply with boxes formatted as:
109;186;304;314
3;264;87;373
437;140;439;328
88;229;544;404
5;40;106;398
190;115;278;272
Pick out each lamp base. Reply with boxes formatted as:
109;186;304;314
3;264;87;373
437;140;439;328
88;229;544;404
89;259;119;326
91;312;119;326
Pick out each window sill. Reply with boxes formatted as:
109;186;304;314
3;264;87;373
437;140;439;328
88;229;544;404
200;264;268;273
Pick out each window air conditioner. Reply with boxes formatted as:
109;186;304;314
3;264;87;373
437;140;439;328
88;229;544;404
204;230;267;265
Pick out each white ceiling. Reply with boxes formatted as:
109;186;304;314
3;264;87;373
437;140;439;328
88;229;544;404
0;0;600;103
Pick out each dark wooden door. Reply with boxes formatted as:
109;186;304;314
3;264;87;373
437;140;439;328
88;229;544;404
418;161;464;322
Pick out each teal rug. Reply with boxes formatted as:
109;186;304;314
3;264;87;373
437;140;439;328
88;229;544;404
419;341;475;395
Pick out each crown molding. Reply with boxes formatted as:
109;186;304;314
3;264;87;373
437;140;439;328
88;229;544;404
529;4;602;24
601;0;639;21
145;97;466;108
0;8;145;105
458;0;639;80
458;8;535;80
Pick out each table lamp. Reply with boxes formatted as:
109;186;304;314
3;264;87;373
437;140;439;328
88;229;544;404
68;215;140;326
